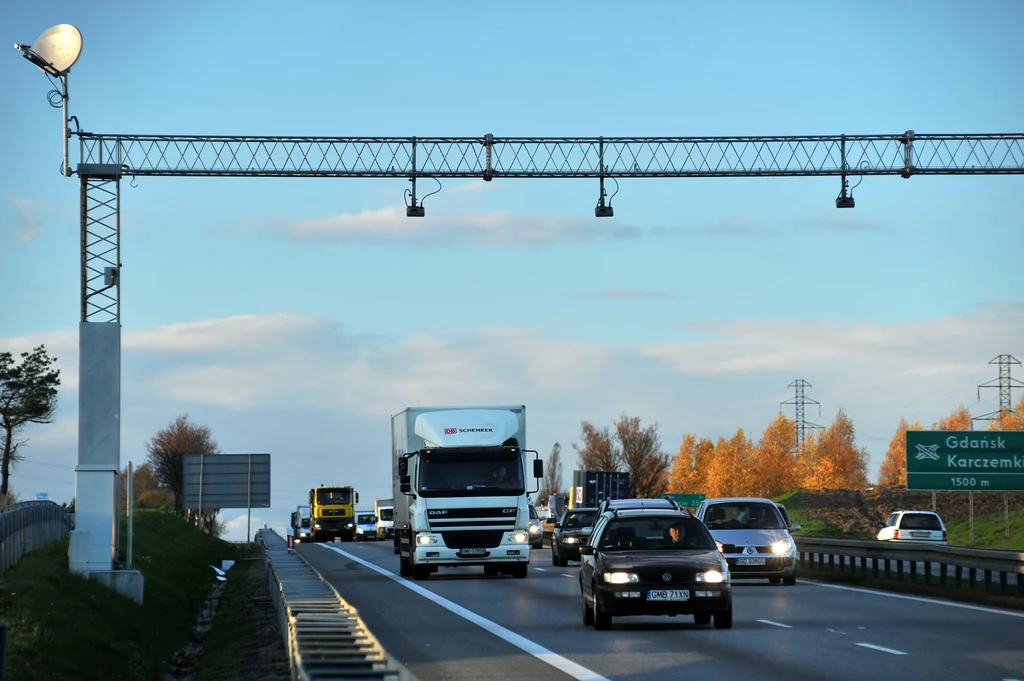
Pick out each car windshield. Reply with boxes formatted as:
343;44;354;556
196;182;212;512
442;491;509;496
561;511;595;528
598;517;717;551
900;513;942;530
703;502;786;530
357;514;375;524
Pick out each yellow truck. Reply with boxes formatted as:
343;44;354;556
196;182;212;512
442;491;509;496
308;485;359;542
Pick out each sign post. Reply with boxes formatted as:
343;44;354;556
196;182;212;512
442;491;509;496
906;431;1024;491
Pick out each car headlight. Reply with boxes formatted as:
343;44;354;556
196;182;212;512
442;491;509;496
417;534;438;545
696;569;726;583
563;537;578;544
603;572;639;584
529;525;541;534
771;539;794;555
509;532;529;543
715;541;724;553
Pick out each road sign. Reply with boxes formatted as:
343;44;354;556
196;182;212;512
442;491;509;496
660;493;706;508
906;431;1024;491
35;492;48;501
182;453;271;509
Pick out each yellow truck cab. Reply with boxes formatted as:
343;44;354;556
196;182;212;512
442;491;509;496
309;485;359;542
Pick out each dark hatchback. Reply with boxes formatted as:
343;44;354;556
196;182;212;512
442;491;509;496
551;507;598;566
579;506;732;630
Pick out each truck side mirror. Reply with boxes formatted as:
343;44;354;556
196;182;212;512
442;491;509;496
355;493;360;504
533;460;544;478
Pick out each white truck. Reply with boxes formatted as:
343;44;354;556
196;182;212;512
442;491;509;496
392;405;542;580
374;497;395;543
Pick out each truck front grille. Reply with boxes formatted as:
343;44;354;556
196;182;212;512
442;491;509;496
440;531;505;549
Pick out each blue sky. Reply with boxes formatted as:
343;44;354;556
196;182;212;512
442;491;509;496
2;1;1022;541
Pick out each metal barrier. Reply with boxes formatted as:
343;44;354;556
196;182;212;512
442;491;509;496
0;501;69;573
256;529;416;681
795;536;1024;597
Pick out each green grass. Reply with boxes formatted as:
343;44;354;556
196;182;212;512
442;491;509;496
196;549;261;681
946;510;1024;551
0;509;236;681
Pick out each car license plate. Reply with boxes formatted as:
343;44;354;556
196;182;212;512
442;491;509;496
737;557;766;565
910;531;929;537
647;589;690;601
458;548;487;556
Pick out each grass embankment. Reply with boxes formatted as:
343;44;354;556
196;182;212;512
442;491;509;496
0;509;235;681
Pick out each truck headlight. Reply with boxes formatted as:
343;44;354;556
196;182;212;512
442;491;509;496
695;569;725;583
603;572;639;584
417;534;438;545
509;532;529;543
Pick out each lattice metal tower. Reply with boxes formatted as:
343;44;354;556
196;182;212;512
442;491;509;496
973;354;1023;427
781;379;824;449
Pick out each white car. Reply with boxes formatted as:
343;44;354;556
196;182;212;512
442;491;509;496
877;510;947;544
355;512;379;541
695;497;797;586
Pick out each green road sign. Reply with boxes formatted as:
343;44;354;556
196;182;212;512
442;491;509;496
906;431;1024;491
660;493;706;508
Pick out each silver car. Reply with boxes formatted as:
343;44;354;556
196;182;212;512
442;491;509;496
695;497;797;586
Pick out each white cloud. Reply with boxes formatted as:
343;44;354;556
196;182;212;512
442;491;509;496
6;303;1022;535
272;206;641;246
5;194;71;243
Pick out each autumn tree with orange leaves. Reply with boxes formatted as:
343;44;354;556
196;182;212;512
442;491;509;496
800;409;868;490
878;418;922;487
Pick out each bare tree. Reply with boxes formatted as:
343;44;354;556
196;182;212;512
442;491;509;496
145;414;220;523
0;345;61;495
615;414;670;498
538;442;565;505
573;421;620;471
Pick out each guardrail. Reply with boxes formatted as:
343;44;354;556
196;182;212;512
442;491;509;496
0;501;70;573
794;536;1024;597
256;529;416;681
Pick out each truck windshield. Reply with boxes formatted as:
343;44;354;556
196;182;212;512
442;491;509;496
357;514;375;524
378;508;394;521
418;450;525;497
316;489;352;505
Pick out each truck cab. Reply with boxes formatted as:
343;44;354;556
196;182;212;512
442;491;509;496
291;505;311;543
308;485;359;542
392;406;543;581
375;498;395;543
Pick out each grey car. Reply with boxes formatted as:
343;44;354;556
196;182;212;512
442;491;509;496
551;507;598;566
695;497;797;586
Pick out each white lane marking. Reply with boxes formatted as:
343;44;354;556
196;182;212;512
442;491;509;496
757;619;792;628
534;567;546;572
321;545;609;681
856;643;908;656
805;580;1024;619
562;573;575;578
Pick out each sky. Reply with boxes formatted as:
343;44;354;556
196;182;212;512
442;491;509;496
1;1;1022;542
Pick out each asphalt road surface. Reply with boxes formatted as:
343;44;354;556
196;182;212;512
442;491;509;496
298;542;1024;681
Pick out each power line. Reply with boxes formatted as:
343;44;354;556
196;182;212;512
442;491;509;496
780;379;825;450
973;354;1023;427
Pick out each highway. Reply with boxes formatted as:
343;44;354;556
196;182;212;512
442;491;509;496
298;541;1024;681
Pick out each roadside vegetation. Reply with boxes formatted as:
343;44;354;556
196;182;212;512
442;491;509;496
0;510;235;681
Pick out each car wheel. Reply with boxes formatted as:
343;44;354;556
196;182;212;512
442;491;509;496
552;549;563;567
783;573;797;586
713;604;733;630
592;586;611;630
581;589;594;625
694;613;711;626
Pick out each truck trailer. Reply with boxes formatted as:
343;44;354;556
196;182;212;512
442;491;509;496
392;405;543;580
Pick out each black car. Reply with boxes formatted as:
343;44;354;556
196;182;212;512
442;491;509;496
579;503;732;630
551;507;599;566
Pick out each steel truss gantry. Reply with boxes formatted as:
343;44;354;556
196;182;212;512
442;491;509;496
78;130;1024;323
